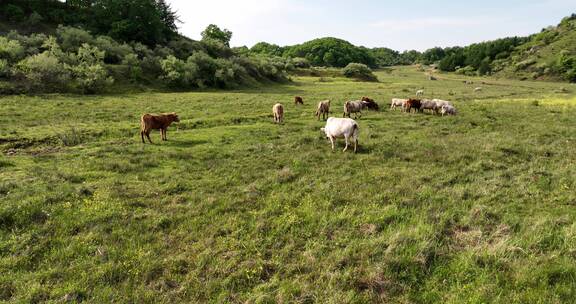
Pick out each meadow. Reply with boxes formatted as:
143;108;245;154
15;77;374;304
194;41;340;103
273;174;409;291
1;66;575;303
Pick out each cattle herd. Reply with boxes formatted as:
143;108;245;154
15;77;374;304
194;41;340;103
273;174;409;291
139;91;457;153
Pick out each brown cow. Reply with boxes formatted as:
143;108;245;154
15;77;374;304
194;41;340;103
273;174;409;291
140;112;180;143
294;96;304;105
405;99;422;113
361;96;379;111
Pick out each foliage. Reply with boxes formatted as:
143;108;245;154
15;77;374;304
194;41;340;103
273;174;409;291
284;37;376;68
68;44;113;93
369;47;403;66
28;11;43;26
0;59;9;78
1;0;180;46
14;52;70;91
201;24;233;47
56;25;94;52
342;62;378;81
4;4;25;22
250;42;285;57
0;37;25;62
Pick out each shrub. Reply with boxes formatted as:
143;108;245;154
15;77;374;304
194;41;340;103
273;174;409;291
0;59;9;78
94;36;133;64
15;52;70;91
455;66;476;76
69;44;113;93
160;55;189;87
292;57;310;68
342;63;378;81
122;53;142;80
56;26;94;52
0;37;25;62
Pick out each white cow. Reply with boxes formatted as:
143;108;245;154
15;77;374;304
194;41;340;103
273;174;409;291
432;98;453;109
321;117;359;153
390;98;407;111
416;89;424;97
272;103;284;123
420;99;438;114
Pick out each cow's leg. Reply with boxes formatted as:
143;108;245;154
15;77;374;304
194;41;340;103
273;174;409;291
146;131;153;144
141;131;145;143
329;136;335;151
343;135;349;152
163;129;168;141
354;138;358;153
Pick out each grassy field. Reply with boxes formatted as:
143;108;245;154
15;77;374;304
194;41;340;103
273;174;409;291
1;66;576;303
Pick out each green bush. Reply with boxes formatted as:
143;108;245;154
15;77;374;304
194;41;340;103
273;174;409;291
69;44;113;93
122;53;142;80
455;66;476;76
342;63;378;81
94;36;134;64
15;52;70;91
0;59;9;78
160;55;189;87
292;57;310;68
56;25;94;52
0;37;25;62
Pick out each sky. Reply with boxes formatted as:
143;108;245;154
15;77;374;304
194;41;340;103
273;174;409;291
168;0;575;51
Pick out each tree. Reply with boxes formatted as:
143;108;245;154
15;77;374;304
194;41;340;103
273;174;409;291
90;0;179;46
201;24;233;47
284;37;376;68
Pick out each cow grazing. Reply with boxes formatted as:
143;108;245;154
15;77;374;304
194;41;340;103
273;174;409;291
343;100;368;119
315;100;331;120
441;104;457;116
432;98;453;107
294;96;304;105
361;96;379;111
321;117;359;153
416;89;424;97
273;103;284;123
405;99;422;113
140;112;180;144
432;99;453;114
420;99;438;114
390;98;407;111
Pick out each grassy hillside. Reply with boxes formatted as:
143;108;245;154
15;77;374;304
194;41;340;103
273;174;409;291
494;15;576;81
1;66;575;302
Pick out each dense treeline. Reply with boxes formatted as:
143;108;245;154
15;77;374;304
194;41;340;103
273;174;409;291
0;1;293;93
0;0;178;46
248;39;421;68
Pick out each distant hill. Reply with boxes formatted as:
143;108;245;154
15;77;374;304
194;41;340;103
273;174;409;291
493;14;576;82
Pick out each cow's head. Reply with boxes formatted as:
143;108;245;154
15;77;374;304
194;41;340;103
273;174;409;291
169;112;180;122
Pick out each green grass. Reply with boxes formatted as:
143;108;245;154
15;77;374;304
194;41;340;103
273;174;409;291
1;66;575;303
